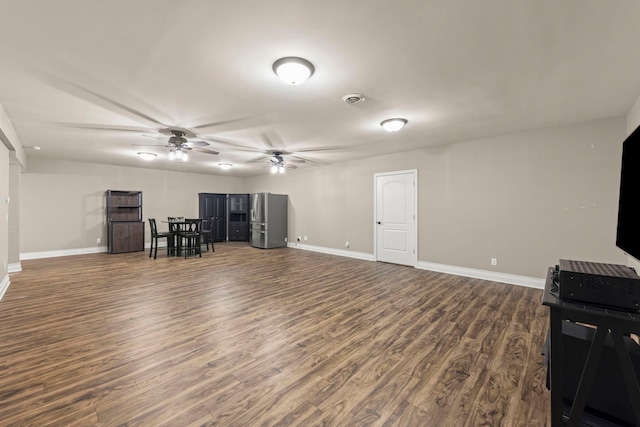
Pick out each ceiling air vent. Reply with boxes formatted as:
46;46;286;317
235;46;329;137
342;93;365;105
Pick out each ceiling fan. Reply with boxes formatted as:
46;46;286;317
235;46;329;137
133;128;220;162
232;131;337;172
267;151;300;173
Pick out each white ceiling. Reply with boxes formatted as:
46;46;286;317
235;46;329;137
1;0;640;177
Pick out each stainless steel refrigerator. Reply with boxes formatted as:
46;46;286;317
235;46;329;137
250;193;288;248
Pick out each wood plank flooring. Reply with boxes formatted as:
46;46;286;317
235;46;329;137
0;243;550;426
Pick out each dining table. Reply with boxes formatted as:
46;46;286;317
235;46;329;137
162;218;204;257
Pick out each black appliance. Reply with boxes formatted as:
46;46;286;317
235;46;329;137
555;259;640;312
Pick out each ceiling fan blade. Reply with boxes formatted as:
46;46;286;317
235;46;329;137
191;147;220;155
198;136;256;150
247;154;269;163
31;70;176;128
58;123;155;133
64;82;168;128
293;146;349;153
142;134;170;143
225;147;264;153
131;143;169;147
185;140;209;148
287;157;306;163
191;117;254;131
260;132;275;149
288;154;328;165
284;163;298;169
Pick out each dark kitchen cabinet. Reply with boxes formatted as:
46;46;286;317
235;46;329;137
228;194;249;241
198;193;227;242
198;193;249;242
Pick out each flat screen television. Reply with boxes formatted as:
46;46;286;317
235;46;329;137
616;123;640;260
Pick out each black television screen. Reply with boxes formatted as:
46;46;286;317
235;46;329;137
616;123;640;259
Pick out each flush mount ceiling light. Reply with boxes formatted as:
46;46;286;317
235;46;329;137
218;163;233;170
380;118;408;132
137;152;157;160
273;57;315;85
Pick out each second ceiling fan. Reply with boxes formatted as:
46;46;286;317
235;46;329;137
268;151;301;173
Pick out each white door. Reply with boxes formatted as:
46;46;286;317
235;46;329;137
375;170;417;266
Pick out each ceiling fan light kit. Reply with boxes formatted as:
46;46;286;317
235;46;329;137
168;148;188;162
271;164;286;174
137;152;157;160
273;57;315;85
380;118;408;132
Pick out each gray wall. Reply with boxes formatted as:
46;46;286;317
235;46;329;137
20;159;245;254
244;116;627;278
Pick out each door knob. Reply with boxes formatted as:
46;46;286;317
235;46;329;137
377;221;381;224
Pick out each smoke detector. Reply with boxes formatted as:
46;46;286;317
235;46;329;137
342;93;366;105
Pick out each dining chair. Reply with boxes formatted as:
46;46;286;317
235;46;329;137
167;217;186;256
200;216;215;252
178;218;202;258
148;218;174;259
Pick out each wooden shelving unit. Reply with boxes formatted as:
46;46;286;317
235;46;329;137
106;190;144;254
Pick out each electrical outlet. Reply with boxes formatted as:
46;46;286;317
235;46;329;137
97;238;101;244
304;236;308;241
345;241;350;248
491;258;498;266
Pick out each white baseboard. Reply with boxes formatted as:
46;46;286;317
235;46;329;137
21;242;185;260
8;262;22;273
288;243;544;289
416;261;545;289
21;246;108;260
287;242;375;261
0;274;9;301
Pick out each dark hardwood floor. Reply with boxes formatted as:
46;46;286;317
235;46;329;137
0;242;550;426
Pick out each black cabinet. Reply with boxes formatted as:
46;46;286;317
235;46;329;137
106;190;144;253
228;194;249;241
542;267;640;426
198;193;249;242
198;193;227;242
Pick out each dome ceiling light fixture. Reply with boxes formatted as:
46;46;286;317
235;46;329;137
273;57;315;85
218;163;233;170
380;118;408;132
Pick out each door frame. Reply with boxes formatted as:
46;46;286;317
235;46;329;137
373;169;418;267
